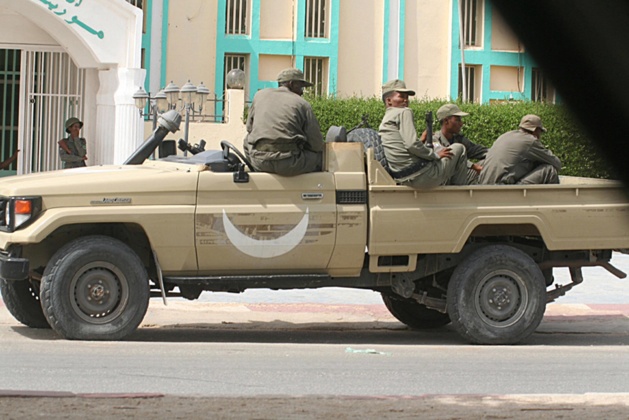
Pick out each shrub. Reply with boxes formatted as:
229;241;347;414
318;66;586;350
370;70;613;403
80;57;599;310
307;95;613;179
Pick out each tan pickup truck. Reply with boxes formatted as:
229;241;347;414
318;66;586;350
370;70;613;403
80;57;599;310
1;111;628;344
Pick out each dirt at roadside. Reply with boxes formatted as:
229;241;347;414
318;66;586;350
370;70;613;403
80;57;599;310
2;394;629;420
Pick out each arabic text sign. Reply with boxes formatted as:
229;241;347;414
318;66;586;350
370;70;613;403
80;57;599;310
39;0;105;39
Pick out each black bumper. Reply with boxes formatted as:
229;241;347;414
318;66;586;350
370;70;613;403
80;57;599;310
0;252;29;281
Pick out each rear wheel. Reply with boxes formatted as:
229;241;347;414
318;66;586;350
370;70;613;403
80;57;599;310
382;294;450;329
0;278;50;328
446;245;546;344
40;236;150;340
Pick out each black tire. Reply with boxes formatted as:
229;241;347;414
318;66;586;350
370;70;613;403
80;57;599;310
347;128;389;169
0;278;50;328
446;245;546;345
382;294;450;329
40;235;150;340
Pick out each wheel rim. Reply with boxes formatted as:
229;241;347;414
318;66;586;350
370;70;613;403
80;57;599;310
70;262;129;324
473;269;528;328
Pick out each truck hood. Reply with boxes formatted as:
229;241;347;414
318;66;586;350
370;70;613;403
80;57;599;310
0;163;201;208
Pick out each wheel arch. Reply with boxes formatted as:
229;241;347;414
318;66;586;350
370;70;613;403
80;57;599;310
22;223;154;278
453;219;549;252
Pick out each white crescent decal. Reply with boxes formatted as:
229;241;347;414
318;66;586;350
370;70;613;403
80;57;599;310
222;208;309;258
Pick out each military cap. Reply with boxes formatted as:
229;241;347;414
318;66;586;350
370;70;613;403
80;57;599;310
277;68;313;86
65;117;83;133
436;103;469;121
382;79;416;96
519;114;547;132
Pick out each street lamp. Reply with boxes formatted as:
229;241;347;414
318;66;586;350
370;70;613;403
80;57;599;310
134;80;216;157
226;68;245;89
133;86;161;131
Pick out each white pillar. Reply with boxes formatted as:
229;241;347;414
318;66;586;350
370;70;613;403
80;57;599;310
95;67;146;165
113;67;146;164
94;69;117;166
224;88;245;125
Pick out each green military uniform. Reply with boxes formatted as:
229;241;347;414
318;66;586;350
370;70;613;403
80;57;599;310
478;129;561;185
243;85;324;176
59;136;87;168
433;131;487;184
379;106;468;188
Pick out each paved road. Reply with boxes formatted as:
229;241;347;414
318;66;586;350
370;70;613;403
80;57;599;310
1;252;629;418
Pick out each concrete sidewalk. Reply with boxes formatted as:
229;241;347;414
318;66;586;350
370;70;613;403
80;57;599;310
135;300;629;336
2;299;629;333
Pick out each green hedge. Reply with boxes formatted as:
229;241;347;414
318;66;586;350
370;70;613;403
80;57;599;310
307;96;614;179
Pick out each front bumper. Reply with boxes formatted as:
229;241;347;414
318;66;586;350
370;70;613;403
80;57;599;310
0;252;29;281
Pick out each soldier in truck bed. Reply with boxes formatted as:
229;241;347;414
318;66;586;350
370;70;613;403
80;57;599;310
378;79;468;188
243;68;324;176
433;103;488;184
479;114;562;185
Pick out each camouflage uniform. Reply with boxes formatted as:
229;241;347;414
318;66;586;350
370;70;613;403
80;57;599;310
59;137;87;169
59;117;87;169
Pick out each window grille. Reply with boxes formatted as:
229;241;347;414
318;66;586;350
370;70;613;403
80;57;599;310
304;57;327;96
125;0;143;8
458;65;479;103
532;68;550;102
306;0;327;38
226;0;248;35
224;54;246;89
461;0;482;47
0;49;20;172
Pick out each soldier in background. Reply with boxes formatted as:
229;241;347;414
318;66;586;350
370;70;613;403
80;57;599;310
479;114;561;185
243;68;324;176
59;117;87;169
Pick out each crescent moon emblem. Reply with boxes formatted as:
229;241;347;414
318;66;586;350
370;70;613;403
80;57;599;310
222;208;309;258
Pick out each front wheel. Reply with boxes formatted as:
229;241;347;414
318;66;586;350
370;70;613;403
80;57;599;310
446;245;546;345
40;236;150;340
0;278;50;328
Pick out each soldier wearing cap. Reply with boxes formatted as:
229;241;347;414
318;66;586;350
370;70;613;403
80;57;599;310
478;114;561;185
378;79;468;188
58;117;87;169
433;103;488;184
243;68;324;176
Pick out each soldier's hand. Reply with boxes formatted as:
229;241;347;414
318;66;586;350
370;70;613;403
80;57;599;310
420;130;428;143
438;147;453;159
471;163;482;173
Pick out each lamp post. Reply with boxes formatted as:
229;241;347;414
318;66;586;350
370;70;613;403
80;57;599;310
132;86;168;131
134;80;216;157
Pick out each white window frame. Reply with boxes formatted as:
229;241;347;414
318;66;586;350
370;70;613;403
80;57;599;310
461;0;484;48
458;64;481;103
226;0;249;35
305;0;328;39
304;57;328;96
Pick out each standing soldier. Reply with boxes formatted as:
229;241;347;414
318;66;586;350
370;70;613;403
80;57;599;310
59;117;87;169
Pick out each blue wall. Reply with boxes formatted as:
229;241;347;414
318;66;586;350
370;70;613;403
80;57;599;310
450;0;552;103
215;0;340;101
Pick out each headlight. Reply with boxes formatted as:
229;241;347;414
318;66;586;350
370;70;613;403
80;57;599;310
1;196;42;232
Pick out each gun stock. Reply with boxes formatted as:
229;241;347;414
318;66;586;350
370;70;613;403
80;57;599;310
425;111;434;148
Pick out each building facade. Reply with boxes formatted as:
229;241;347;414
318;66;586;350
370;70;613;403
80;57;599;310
0;0;554;175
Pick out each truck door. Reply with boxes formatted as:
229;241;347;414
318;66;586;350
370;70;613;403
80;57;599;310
195;171;337;273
